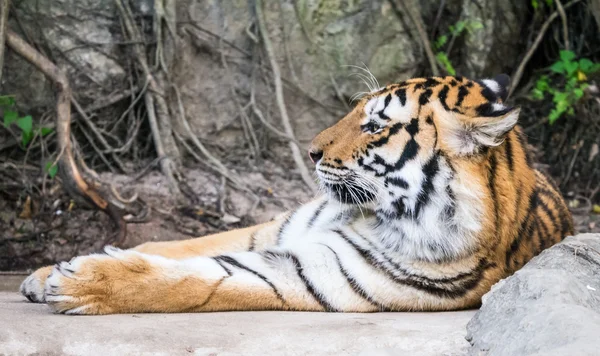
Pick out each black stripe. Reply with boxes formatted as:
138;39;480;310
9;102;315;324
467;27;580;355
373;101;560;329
537;188;570;237
455;85;469;107
414;153;440;217
385;177;409;189
212;257;232;276
535;192;560;234
418;88;433;105
438;85;450;111
334;230;489;298
488;153;500;234
307;200;328;229
262;251;338;312
535;219;550;251
215;255;286;304
506;190;538;267
320;244;386;310
395;88;407;106
276;211;296;244
384;93;392;107
248;231;258;251
504;134;514;172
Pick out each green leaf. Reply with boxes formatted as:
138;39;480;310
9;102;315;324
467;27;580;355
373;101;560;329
548;108;562;124
45;162;58;179
16;115;32;134
3;110;18;128
579;58;594;73
468;21;483;31
532;88;545;100
0;96;15;108
550;61;565;74
435;35;448;49
564;61;579;76
559;50;576;62
531;0;539;9
574;88;584;99
21;131;33;147
535;77;549;91
39;127;54;136
436;52;456;75
454;21;466;35
545;0;553;6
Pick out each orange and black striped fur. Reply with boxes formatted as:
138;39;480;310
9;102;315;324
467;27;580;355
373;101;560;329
21;75;573;314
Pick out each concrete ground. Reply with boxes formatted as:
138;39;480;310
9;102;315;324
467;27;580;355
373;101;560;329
0;277;474;356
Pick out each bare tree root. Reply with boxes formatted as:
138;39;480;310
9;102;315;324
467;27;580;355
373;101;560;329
0;0;9;86
555;0;570;51
5;30;144;246
114;0;181;196
255;0;317;193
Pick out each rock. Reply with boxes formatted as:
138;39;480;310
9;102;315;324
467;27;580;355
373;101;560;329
466;233;600;356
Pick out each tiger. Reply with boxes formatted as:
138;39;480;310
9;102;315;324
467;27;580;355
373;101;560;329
20;74;573;315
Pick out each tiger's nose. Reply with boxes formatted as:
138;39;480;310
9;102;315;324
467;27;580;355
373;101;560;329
308;149;323;163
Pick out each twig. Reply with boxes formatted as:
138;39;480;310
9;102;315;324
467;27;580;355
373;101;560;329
5;29;128;245
430;0;446;38
171;85;249;192
218;40;261;158
0;0;9;87
250;70;302;146
83;86;140;112
395;0;439;76
144;92;180;193
555;0;570;51
71;97;129;172
255;0;317;193
509;0;581;98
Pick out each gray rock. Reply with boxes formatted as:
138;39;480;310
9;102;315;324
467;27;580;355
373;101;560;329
466;233;600;356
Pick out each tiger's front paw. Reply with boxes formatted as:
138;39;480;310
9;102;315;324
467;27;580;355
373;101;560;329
20;265;54;303
44;246;154;315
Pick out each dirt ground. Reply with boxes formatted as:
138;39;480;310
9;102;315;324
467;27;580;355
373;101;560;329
0;160;312;271
0;159;598;271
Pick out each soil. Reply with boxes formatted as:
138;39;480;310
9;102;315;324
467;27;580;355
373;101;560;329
0;159;312;271
1;159;598;272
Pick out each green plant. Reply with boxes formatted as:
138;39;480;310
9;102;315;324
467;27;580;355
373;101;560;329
532;50;600;124
433;20;483;75
1;95;57;178
531;0;554;10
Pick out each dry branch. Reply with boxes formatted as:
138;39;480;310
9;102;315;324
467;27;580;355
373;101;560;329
255;0;317;193
397;0;440;76
5;30;129;244
555;0;570;51
0;0;9;86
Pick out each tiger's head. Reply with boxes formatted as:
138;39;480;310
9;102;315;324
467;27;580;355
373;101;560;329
309;75;518;219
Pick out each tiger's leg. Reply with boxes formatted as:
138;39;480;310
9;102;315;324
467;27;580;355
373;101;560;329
44;241;388;315
20;218;283;303
132;220;281;258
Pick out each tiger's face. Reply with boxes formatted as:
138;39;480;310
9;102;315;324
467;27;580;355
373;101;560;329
309;75;519;213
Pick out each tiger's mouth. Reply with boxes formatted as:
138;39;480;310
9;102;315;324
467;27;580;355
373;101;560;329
324;182;376;205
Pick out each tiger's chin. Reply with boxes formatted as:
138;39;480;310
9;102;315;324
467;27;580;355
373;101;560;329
324;182;376;205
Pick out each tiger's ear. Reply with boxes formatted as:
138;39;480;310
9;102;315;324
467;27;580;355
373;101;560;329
445;107;520;155
480;74;510;102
